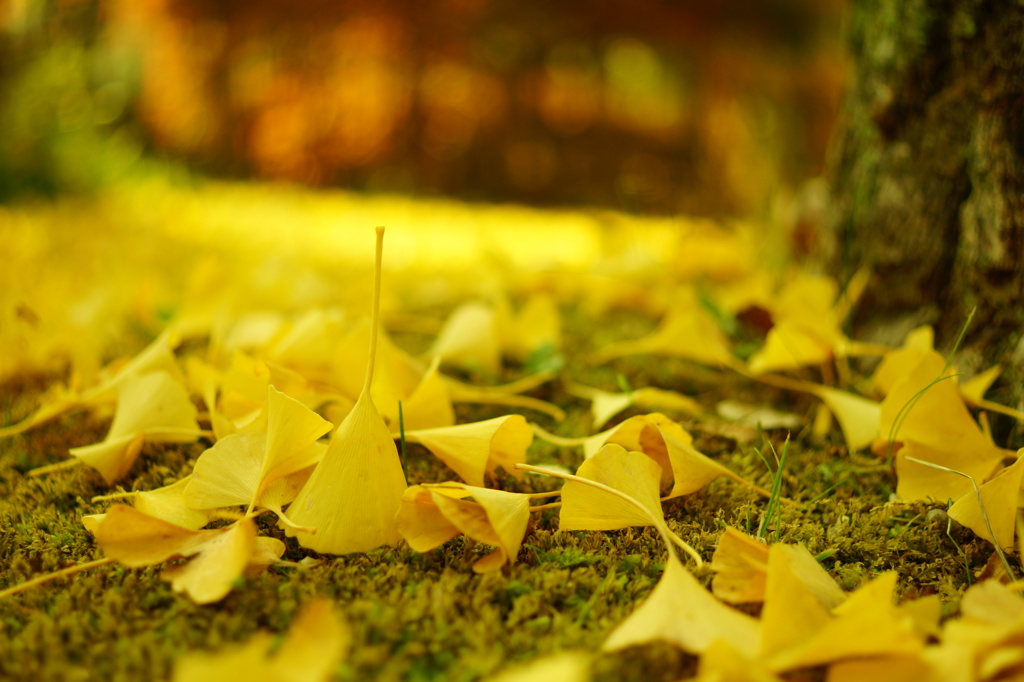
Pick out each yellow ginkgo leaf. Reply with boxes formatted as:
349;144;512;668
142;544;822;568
599;412;691;464
568;382;702;430
172;598;349;682
827;656;934;682
504;292;562;362
217;352;273;435
758;543;846;661
710;526;770;604
132;476;211;530
265;307;348;379
401;356;455;431
811;386;880;452
646;425;765;499
443;371;565;422
895;442;1002;503
765;572;923;672
430;483;531;572
185;429;325;530
69;370;203;484
83;327;185;403
430;301;502;374
186;433;265;510
394;485;464;552
403;415;533;487
93;506;280;604
395;482;531;572
747;321;833;374
947;450;1024;549
694;640;783;682
603;552;760;657
960;364;1002;405
744;272;882;375
881;351;1008;501
871;325;934;396
94;504;215;566
332;317;426;426
591;287;732;366
286;228;408;554
481;652;590;682
559;444;665;533
162;517;260;604
259;385;333;495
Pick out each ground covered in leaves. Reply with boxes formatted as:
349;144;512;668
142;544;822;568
0;180;1016;681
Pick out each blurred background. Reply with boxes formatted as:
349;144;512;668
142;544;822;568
0;0;847;217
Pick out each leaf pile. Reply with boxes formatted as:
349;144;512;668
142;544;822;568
1;180;1023;681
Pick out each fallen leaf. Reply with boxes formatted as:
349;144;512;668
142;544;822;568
395;482;531;572
603;552;761;657
758;543;846;661
559;444;665;533
402;415;533;487
710;526;770;604
480;652;590;682
93;506;280;604
569;382;701;430
591;287;733;366
430;301;502;374
765;572;922;671
947;451;1024;548
171;598;349;682
69;370;203;484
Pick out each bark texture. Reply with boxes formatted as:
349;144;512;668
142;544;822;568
826;0;1024;415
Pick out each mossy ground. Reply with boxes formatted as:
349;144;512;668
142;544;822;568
0;308;997;682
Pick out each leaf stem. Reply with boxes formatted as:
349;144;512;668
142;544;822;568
0;557;116;600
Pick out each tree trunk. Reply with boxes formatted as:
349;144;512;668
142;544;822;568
825;0;1024;420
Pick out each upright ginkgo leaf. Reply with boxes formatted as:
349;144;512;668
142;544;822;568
332;317;425;425
69;370;203;484
402;415;533;487
285;227;408;554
